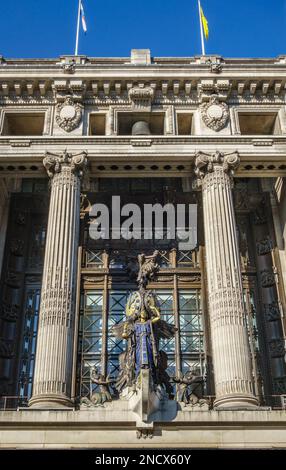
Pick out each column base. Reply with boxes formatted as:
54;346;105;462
29;394;74;410
214;394;259;410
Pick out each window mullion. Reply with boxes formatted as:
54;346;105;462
173;274;181;376
101;273;109;377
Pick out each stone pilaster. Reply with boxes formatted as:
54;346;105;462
29;150;87;408
195;151;258;408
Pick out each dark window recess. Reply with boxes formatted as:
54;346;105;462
2;113;45;136
0;193;48;402
177;113;193;135
21;179;48;193
97;177;182;193
238;113;281;135
89;114;106;135
118;112;165;135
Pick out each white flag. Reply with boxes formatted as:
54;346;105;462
80;2;87;33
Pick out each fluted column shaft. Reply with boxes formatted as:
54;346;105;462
29;150;87;408
196;151;258;408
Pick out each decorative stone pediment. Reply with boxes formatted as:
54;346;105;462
200;95;229;131
128;86;154;111
55;96;83;132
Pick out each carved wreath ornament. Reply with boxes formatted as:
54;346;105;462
55;96;83;132
200;95;229;131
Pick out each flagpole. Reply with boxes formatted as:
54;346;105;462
198;0;206;56
75;0;81;56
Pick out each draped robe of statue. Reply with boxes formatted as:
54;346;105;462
112;289;175;390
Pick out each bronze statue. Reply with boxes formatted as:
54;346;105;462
112;251;175;394
81;367;115;407
137;250;159;288
172;371;207;406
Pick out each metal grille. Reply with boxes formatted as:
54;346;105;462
18;288;41;402
177;250;199;268
28;222;46;269
85;249;104;268
78;288;205;397
107;291;129;377
79;292;103;398
179;291;205;375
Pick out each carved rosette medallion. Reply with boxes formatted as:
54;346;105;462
200;95;229;131
55;96;83;132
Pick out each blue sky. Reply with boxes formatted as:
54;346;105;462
0;0;285;58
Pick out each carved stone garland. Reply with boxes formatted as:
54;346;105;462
200;95;229;131
55;96;83;132
195;150;258;409
29;150;88;408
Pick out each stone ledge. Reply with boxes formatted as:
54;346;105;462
1;409;286;425
1;410;286;448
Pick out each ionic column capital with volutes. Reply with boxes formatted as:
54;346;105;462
195;150;240;182
43;149;88;179
195;149;258;409
29;149;88;409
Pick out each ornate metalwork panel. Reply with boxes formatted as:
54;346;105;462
0;192;48;401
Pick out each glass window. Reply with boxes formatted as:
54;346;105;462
18;288;41;403
21;178;48;193
78;292;104;398
78;288;205;399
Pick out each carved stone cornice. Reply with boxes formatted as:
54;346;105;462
43;149;88;178
52;80;86;102
195;150;240;181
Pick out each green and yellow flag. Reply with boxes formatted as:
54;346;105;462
200;5;209;40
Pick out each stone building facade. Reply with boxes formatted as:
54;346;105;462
0;49;286;447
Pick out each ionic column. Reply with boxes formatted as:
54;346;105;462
29;150;87;408
195;151;258;409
